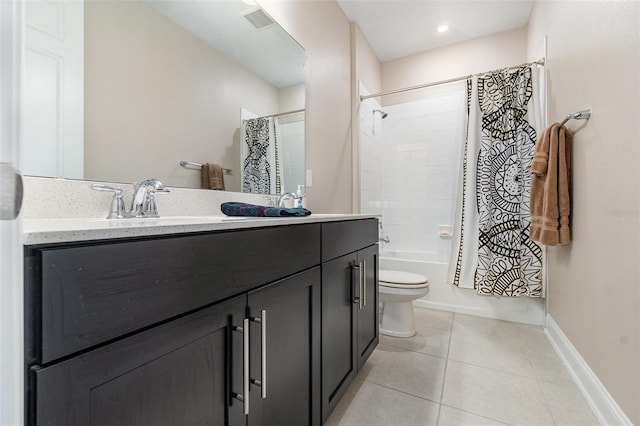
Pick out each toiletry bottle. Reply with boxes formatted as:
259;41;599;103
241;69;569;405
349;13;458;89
296;185;305;208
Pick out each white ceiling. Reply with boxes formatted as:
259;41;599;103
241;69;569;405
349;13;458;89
336;0;534;62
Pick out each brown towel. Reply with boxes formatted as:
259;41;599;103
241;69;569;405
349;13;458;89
530;123;572;245
201;163;225;191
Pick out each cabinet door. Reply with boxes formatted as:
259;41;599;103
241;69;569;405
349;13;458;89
321;254;358;422
32;295;246;426
357;244;379;370
247;268;321;426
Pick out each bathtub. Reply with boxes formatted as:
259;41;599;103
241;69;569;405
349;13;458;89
379;250;545;325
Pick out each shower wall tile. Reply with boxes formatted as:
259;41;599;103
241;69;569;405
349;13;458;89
359;82;385;216
379;91;465;260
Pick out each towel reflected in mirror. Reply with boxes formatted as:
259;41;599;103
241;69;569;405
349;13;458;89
202;163;225;191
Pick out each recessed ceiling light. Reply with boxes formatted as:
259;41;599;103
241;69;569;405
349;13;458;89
437;24;449;33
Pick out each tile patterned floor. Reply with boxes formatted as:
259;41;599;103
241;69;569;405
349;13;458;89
325;307;599;426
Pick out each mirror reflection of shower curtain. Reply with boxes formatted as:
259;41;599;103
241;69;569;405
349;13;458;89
241;116;283;194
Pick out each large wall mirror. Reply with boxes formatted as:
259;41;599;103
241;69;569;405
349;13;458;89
23;0;306;195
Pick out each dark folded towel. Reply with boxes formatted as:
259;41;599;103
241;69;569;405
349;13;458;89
221;202;312;217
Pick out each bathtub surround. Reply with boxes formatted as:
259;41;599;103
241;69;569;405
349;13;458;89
376;89;466;261
358;82;384;218
359;26;544;324
359;74;544;324
360;71;544;323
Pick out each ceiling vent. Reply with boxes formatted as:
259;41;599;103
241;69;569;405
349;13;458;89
242;8;275;31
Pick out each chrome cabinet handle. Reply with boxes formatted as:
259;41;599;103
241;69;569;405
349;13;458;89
359;261;365;310
250;310;267;399
362;260;367;308
232;318;250;415
352;263;361;306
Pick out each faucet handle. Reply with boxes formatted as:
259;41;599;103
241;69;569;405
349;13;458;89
142;189;169;218
91;183;127;219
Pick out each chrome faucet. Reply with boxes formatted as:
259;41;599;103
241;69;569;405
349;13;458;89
277;192;297;208
379;221;390;244
130;178;170;218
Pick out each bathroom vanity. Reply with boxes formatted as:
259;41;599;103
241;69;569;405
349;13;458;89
23;216;378;425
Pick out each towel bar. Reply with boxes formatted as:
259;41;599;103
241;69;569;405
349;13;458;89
560;109;591;126
179;161;232;175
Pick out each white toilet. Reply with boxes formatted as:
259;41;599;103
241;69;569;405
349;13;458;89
379;270;429;337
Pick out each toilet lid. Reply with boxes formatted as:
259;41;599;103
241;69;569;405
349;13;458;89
379;270;429;289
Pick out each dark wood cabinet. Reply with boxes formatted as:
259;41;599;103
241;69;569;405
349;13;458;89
356;244;379;371
247;268;321;426
30;268;322;426
321;253;357;421
26;225;320;364
320;220;379;422
24;219;377;426
32;294;246;425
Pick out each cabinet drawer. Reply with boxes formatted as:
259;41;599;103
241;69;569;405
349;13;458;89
32;294;246;426
321;219;378;262
27;224;320;363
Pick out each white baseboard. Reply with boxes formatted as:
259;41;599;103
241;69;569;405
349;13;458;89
545;314;633;426
414;299;545;325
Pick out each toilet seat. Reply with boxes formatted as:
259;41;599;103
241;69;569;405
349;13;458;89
379;270;429;289
378;269;430;337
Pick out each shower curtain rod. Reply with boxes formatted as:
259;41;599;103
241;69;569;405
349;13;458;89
242;108;305;122
360;58;545;101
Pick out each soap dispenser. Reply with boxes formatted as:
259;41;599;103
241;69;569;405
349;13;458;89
296;185;306;208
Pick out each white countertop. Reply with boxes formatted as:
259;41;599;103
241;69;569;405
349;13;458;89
23;214;379;245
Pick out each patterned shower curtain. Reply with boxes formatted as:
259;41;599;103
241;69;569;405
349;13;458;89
448;66;543;297
241;117;283;194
